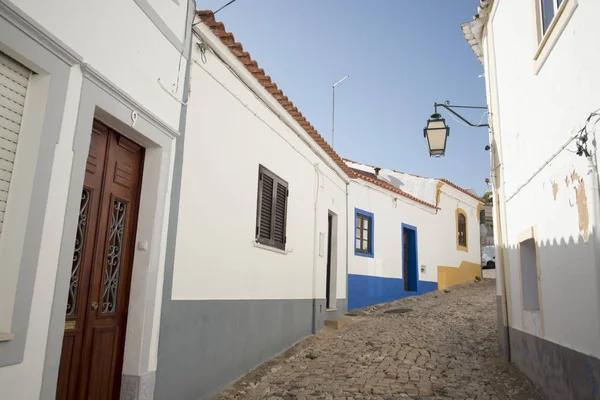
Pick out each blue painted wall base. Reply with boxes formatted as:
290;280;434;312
348;274;438;310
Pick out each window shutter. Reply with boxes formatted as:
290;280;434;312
0;52;31;238
257;172;274;244
272;181;288;249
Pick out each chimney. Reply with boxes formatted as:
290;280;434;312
374;167;381;177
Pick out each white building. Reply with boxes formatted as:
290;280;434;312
154;10;354;399
462;0;600;398
153;10;484;400
345;160;483;309
0;0;195;399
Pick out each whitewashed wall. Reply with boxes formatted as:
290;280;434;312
347;176;481;309
10;0;189;129
485;0;600;358
0;0;191;397
172;32;348;304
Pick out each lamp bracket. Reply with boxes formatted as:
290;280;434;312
434;101;489;128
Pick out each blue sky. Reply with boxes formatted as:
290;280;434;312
198;1;489;194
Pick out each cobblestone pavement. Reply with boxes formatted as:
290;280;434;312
213;278;538;400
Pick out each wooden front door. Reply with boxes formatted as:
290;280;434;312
57;120;144;400
403;229;409;291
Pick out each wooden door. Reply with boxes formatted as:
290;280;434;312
403;229;409;291
57;120;144;400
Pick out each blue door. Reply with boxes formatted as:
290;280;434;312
402;224;418;292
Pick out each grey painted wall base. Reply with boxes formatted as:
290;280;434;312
509;327;600;400
155;297;347;400
121;371;156;400
314;298;348;333
496;295;509;361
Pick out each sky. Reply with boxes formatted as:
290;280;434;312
198;0;489;195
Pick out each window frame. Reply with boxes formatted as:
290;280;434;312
539;0;562;37
456;208;468;252
354;208;374;258
255;165;288;251
532;0;578;74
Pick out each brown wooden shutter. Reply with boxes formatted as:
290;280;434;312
272;181;288;250
257;171;273;244
256;165;288;250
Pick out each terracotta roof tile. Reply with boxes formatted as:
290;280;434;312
438;178;484;203
196;10;357;179
344;158;483;204
353;171;438;210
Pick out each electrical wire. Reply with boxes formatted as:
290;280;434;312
446;109;489;128
506;109;600;202
192;0;239;26
191;54;348;192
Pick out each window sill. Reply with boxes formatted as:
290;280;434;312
252;241;291;255
354;252;374;258
0;332;15;342
457;245;468;253
533;0;578;74
326;308;338;312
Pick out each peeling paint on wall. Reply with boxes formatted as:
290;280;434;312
568;171;590;241
551;181;559;200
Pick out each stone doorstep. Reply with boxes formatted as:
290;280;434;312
325;316;353;329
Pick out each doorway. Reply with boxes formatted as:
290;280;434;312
402;224;418;292
56;120;144;400
326;212;338;309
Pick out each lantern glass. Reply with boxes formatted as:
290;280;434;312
424;114;449;157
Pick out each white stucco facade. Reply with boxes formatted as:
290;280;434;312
464;0;600;397
173;23;348;306
345;161;482;310
0;0;194;398
480;0;600;358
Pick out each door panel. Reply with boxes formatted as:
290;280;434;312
403;229;409;291
57;120;144;400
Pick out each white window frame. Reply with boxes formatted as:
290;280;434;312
532;0;578;74
517;227;545;337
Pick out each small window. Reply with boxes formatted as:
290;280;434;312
355;209;373;257
255;165;288;250
520;238;540;311
540;0;563;36
456;209;467;251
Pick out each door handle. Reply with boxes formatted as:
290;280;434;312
91;301;99;311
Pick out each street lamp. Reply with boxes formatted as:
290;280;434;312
332;75;350;150
423;101;488;157
423;113;449;157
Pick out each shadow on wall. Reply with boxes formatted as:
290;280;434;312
498;230;600;400
387;176;405;190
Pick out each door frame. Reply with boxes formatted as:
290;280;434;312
326;211;338;310
401;223;419;292
41;66;179;398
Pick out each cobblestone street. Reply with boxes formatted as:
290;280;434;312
213;276;539;400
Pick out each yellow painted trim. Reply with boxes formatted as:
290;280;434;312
437;261;481;289
456;208;468;252
435;181;444;208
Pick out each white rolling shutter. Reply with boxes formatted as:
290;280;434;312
0;51;31;237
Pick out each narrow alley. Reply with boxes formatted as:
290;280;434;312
213;276;539;400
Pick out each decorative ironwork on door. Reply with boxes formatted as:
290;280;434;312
102;199;127;314
67;189;92;316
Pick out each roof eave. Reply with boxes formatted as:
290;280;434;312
461;0;494;66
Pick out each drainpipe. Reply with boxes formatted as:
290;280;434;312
587;138;600;344
311;163;320;334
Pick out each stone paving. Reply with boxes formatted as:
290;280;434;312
213;276;538;400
